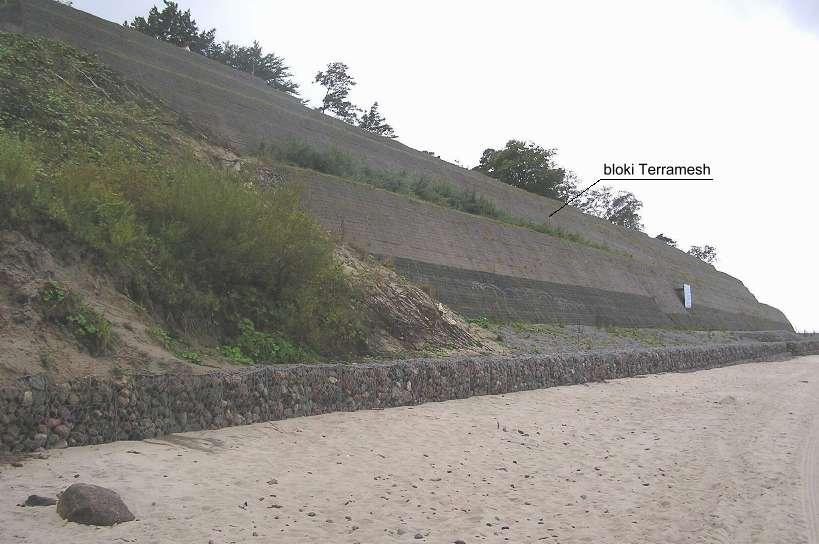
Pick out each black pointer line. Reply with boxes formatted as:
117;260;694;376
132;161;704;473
547;177;715;218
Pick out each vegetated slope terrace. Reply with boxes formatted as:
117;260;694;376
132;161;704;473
0;0;791;332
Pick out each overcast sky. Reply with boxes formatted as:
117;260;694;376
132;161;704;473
74;0;819;331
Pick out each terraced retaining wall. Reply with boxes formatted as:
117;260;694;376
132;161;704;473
1;341;817;453
0;0;794;331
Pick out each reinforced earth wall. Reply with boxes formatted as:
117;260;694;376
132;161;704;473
1;341;817;453
0;0;793;330
294;168;791;329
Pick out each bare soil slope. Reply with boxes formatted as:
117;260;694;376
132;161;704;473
0;230;495;384
0;230;202;383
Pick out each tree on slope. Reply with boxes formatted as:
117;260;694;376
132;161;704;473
207;41;299;95
573;186;644;231
315;62;360;123
358;102;396;138
655;233;677;247
475;139;645;230
128;3;299;96
688;244;717;264
126;1;215;54
604;191;644;231
474;140;575;201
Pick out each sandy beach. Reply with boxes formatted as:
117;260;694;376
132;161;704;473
2;355;818;544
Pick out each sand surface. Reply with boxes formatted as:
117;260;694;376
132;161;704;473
2;356;819;544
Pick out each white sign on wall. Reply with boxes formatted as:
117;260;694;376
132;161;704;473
683;284;692;309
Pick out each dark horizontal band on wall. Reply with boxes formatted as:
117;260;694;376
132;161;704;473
387;256;671;327
388;256;792;331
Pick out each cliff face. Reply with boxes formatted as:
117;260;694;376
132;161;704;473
2;0;792;330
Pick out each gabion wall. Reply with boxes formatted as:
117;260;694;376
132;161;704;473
2;341;817;453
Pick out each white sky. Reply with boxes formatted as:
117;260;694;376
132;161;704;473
75;0;819;331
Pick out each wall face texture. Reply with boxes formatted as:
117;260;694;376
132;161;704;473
2;341;818;453
295;170;791;330
2;0;793;330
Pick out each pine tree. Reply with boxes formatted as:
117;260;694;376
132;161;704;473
207;41;299;95
127;1;215;54
358;102;396;138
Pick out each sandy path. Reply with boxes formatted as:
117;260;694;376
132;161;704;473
2;356;818;544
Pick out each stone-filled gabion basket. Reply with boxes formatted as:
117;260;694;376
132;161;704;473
1;341;816;453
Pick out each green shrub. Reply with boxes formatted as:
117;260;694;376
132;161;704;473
177;350;202;364
146;326;202;364
219;345;254;365
260;140;358;178
222;319;315;364
0;133;39;225
146;326;174;349
39;281;114;355
0;142;363;360
0;34;368;359
0;131;364;358
467;316;491;328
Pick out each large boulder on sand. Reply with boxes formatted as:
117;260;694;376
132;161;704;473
57;483;134;526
